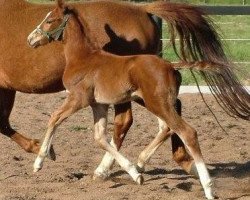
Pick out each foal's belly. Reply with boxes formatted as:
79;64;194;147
94;88;142;105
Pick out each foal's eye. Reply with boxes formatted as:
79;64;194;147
46;20;53;24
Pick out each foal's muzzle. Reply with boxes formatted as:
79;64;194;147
27;30;43;48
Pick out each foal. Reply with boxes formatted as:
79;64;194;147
28;3;214;199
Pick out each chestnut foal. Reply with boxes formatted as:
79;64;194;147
28;3;216;199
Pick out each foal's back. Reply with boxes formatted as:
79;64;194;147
65;50;175;105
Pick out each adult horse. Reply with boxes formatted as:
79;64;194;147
1;0;249;176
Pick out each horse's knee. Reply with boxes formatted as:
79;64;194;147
94;134;108;150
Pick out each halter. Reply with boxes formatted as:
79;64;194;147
36;14;69;41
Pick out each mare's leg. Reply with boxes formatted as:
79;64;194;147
171;99;197;176
113;102;133;149
0;89;40;154
94;102;133;179
92;104;143;185
33;93;82;172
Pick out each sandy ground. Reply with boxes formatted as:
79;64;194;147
0;92;249;200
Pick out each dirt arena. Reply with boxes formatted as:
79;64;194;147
0;92;249;200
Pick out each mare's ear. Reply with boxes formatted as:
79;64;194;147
57;0;65;9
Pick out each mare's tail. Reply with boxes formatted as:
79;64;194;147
142;2;250;120
142;2;226;64
172;61;250;120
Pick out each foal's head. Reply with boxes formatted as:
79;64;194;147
28;0;69;48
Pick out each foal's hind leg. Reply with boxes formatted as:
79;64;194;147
92;104;143;185
171;99;197;176
146;101;213;199
94;102;133;179
168;115;214;199
170;71;196;176
135;99;195;174
33;93;82;172
141;76;213;199
0;89;41;154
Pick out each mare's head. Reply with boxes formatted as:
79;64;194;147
28;0;69;48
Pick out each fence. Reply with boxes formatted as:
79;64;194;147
157;5;250;84
199;5;250;14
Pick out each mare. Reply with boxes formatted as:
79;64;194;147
2;0;250;177
0;0;184;172
28;1;249;199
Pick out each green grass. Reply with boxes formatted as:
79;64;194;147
177;0;248;5
69;125;88;132
162;15;250;84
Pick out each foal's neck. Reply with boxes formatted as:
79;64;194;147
63;14;99;64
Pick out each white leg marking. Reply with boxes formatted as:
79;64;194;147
33;127;55;172
94;138;116;179
93;105;142;184
179;135;214;199
196;162;214;199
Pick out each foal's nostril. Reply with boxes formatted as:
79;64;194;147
27;36;38;48
27;37;33;47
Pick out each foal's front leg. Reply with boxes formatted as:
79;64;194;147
33;94;82;172
92;104;143;184
94;102;133;180
136;117;173;172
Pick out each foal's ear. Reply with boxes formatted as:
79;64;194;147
57;0;65;9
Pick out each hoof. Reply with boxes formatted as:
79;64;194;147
92;171;109;181
136;165;145;173
33;167;41;173
47;145;56;161
33;157;43;173
189;163;199;178
136;174;144;185
206;195;215;200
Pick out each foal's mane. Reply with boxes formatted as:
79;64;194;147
64;6;100;50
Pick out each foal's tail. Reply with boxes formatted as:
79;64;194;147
172;61;250;120
142;2;226;64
